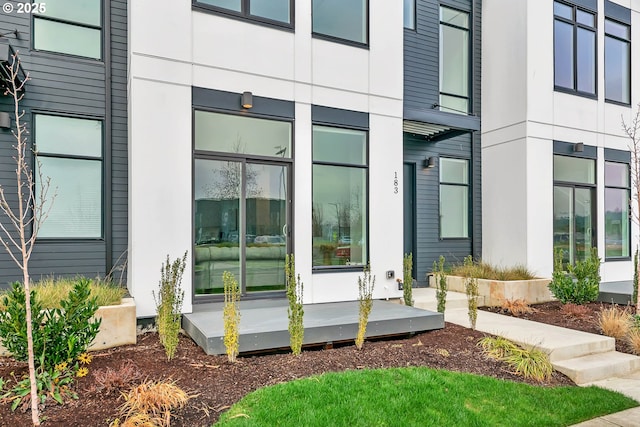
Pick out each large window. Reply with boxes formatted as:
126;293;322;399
33;0;102;59
194;0;293;26
604;161;630;259
553;1;596;96
605;18;631;104
440;158;469;238
439;6;469;114
35;115;103;238
404;0;415;29
312;126;367;268
312;0;367;45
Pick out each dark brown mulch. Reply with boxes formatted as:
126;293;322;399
0;321;575;427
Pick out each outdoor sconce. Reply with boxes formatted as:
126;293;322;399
573;142;584;152
424;156;437;169
241;91;253;109
0;112;10;129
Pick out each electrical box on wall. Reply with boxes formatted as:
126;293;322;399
386;270;394;279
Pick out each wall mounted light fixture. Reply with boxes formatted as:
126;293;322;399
424;156;437;169
573;142;584;152
241;91;253;109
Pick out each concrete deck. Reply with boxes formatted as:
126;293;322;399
599;281;634;305
183;298;444;355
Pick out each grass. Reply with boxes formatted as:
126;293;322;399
450;261;537;281
0;276;126;310
597;306;632;341
216;367;637;427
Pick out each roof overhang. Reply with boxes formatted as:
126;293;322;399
403;107;480;142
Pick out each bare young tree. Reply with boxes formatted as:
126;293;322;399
623;103;640;313
0;53;53;426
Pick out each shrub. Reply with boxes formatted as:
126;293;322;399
548;247;600;305
285;254;304;356
463;256;479;330
153;252;186;361
597;306;631;341
0;279;101;372
433;255;447;313
93;361;143;395
634;249;639;307
501;299;536;317
478;336;553;382
355;264;375;350
116;380;192;427
403;253;413;307
223;271;241;362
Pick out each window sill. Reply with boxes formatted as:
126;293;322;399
191;4;294;32
312;265;366;274
553;86;598;101
604;256;632;262
31;49;104;65
312;33;369;49
605;98;632;108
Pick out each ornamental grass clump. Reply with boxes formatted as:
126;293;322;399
501;299;536;317
597;306;632;341
153;252;186;361
433;255;447;313
116;379;192;427
478;336;553;382
223;271;241;363
463;256;479;330
403;253;413;307
355;264;375;350
285;254;304;356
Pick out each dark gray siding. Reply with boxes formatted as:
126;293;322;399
403;0;481;282
0;0;128;286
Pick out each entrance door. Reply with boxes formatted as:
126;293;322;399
553;185;595;265
194;158;290;295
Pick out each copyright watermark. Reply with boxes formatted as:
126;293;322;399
2;2;47;14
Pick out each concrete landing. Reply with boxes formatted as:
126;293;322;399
183;299;444;355
599;281;634;305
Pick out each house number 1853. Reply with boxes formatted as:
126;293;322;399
393;172;399;194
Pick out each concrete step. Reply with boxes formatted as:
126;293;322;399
444;308;615;362
583;370;640;402
553;352;640;385
412;288;484;311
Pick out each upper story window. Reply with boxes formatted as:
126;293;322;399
33;0;102;59
35;114;103;239
439;6;470;115
404;0;415;30
194;0;293;26
553;1;596;96
312;0;368;45
605;18;631;104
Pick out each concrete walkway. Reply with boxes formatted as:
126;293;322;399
412;288;640;427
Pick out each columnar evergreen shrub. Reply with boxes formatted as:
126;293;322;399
223;271;241;362
464;256;479;330
153;252;186;361
433;255;447;313
285;254;304;356
403;253;414;307
634;249;638;306
548;247;600;305
356;264;375;350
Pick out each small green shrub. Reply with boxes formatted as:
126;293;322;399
0;279;101;372
464;255;479;330
285;254;304;356
633;248;638;306
153;252;186;361
223;271;241;362
356;264;375;350
548;247;600;305
433;255;447;313
403;253;413;307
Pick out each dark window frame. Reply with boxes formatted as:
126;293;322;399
311;122;370;272
438;156;471;240
439;5;471;115
192;0;295;30
604;160;631;261
32;0;103;60
33;112;105;241
604;17;631;106
553;0;598;98
311;0;370;48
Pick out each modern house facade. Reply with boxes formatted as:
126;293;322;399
0;1;128;285
482;0;640;282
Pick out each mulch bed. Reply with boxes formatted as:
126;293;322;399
0;302;605;427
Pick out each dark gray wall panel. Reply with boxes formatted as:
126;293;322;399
0;0;128;287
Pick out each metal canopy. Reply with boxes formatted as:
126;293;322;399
0;39;26;93
403;106;480;142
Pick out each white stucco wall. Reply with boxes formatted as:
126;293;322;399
482;0;640;280
129;1;404;316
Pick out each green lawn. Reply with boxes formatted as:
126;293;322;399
215;367;638;427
